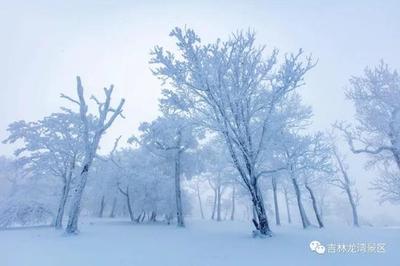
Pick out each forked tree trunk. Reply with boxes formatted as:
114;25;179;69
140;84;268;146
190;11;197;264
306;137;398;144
291;177;310;229
305;184;324;228
230;185;235;221
64;76;125;235
271;177;281;226
118;185;134;222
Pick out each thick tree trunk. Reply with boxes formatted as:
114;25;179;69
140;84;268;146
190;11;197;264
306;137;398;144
271;177;280;226
196;183;205;219
250;180;272;236
291;177;310;229
98;195;105;218
174;149;184;227
305;184;324;228
230;185;235;221
109;197;117;218
283;187;292;224
65;162;90;234
216;185;222;221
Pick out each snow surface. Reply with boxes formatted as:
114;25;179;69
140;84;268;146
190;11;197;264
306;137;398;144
0;219;399;266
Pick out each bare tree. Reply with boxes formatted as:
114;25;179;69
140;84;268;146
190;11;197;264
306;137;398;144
61;77;125;234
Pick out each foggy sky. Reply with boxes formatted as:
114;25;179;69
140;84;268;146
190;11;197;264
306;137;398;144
1;0;399;222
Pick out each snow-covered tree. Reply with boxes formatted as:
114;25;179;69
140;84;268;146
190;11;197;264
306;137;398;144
133;114;198;227
269;172;283;226
3;112;89;229
61;76;125;234
330;145;360;226
372;168;400;205
336;62;400;203
199;138;237;221
150;27;315;236
280;132;331;228
281;179;294;224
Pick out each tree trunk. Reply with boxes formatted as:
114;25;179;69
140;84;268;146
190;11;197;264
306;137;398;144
272;177;280;226
98;195;105;218
174;149;184;227
149;211;157;222
291;177;310;229
305;184;324;228
283;187;292;224
55;179;69;229
66;162;90;234
230;185;235;221
216;185;222;221
109;197;117;218
117;184;135;222
126;187;134;222
346;188;359;227
196;183;205;219
55;158;75;229
334;150;360;227
135;211;144;223
250;180;272;236
139;212;146;223
211;189;217;220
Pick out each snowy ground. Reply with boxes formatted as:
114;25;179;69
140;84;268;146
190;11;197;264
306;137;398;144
0;218;399;266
